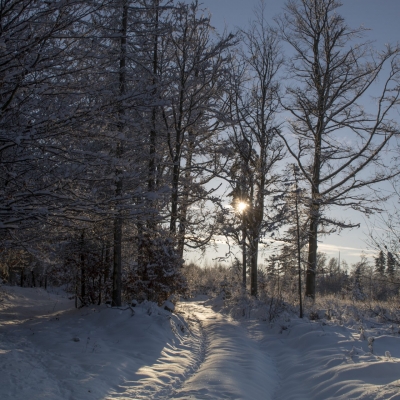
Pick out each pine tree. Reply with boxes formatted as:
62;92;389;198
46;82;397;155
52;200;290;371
374;250;386;276
352;265;366;301
351;256;369;301
386;250;396;280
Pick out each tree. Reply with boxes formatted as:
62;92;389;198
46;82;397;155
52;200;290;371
386;249;397;280
225;3;285;296
0;0;99;243
277;0;400;299
271;164;310;312
161;1;235;259
374;250;386;276
293;166;304;317
80;0;145;307
109;0;128;307
51;0;178;306
351;255;370;301
226;141;254;287
0;0;225;306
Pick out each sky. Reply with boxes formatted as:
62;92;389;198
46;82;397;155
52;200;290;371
186;0;400;268
199;0;400;45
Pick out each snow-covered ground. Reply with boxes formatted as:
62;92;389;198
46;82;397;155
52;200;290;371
1;286;400;399
246;313;400;399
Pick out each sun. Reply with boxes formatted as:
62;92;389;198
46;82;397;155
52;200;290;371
236;201;247;213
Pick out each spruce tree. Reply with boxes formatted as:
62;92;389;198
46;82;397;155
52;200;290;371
387;251;396;280
374;250;386;276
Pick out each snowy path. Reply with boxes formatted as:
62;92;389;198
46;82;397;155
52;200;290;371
170;301;278;399
2;287;400;400
0;289;279;400
124;300;279;399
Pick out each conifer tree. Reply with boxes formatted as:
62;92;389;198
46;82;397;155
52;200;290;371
386;250;396;280
374;250;386;276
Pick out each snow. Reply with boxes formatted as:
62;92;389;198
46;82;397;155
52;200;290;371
171;301;278;399
246;318;400;399
0;287;193;400
1;286;400;399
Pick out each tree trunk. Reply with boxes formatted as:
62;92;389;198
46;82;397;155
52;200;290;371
169;46;186;234
104;240;110;285
98;243;104;305
250;238;258;297
80;230;86;305
294;171;303;318
305;40;323;299
305;123;322;299
20;268;24;287
177;133;194;258
112;0;128;307
148;0;159;197
242;222;247;288
170;139;182;234
112;208;123;307
305;208;318;299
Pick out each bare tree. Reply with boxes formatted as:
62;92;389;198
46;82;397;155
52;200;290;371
161;1;235;256
226;3;285;296
277;0;400;299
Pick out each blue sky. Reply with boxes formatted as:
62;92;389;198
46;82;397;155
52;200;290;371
199;0;400;46
186;0;400;268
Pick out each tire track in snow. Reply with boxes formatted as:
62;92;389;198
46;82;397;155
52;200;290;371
113;300;278;399
244;322;286;400
171;302;279;400
120;301;209;400
168;303;209;398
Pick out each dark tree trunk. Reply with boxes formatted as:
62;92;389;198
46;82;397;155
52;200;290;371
98;243;105;305
104;240;110;285
305;130;322;299
80;231;86;305
177;134;194;258
250;238;258;297
148;0;159;197
112;0;128;308
242;223;247;287
170;146;182;234
294;170;303;318
20;268;24;287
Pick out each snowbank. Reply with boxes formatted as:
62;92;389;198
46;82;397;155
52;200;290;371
221;294;400;400
0;286;194;400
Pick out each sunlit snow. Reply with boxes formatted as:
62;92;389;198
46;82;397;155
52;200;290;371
1;287;400;399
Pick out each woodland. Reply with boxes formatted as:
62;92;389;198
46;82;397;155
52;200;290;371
1;0;400;310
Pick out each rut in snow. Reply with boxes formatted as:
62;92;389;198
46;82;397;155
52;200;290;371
170;301;278;400
115;301;209;400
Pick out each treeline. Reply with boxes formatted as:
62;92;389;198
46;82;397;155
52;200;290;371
1;0;399;305
266;251;400;304
182;250;400;311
